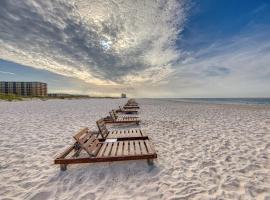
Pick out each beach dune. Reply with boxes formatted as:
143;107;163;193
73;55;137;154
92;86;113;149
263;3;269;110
0;99;269;200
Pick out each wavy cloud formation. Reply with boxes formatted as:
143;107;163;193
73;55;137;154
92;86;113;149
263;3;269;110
165;32;270;97
0;0;187;86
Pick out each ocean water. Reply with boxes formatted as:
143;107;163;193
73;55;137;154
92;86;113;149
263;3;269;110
165;98;270;105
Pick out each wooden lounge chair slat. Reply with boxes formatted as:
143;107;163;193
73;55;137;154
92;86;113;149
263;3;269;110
133;130;138;137
111;142;118;156
84;135;97;147
118;130;123;137
144;140;154;154
139;140;148;154
103;142;113;157
129;141;135;155
136;129;141;137
136;130;140;137
57;145;75;159
92;143;102;156
116;141;124;156
128;130;133;137
87;140;99;152
83;143;97;156
139;129;144;137
97;143;108;157
73;128;100;156
123;141;129;156
134;129;138;137
108;132;114;138
136;129;139;137
73;128;89;142
134;140;141;155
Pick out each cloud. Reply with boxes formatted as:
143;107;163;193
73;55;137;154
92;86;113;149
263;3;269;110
164;32;270;97
204;66;230;77
0;70;15;75
0;0;188;87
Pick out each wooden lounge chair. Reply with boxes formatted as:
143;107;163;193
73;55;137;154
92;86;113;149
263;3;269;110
96;119;144;139
123;104;140;109
103;110;140;125
126;99;138;105
112;109;139;119
54;127;157;171
126;101;138;105
116;106;138;114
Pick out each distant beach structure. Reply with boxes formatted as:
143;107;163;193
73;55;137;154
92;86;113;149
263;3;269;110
121;93;127;98
48;93;90;98
0;81;47;96
48;93;75;97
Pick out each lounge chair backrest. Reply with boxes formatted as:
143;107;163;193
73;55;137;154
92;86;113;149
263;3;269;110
126;102;138;106
73;127;99;156
96;119;109;139
111;110;118;120
128;99;136;103
109;111;115;120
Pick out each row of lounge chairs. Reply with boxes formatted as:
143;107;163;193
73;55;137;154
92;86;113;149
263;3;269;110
104;109;140;124
54;99;157;171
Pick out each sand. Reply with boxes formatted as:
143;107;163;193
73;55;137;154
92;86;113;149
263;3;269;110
0;99;270;200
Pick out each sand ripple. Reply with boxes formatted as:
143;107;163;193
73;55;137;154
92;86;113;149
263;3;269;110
0;99;270;199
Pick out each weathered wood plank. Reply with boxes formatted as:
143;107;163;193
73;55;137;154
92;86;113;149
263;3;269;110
87;140;99;153
92;143;102;156
129;141;135;155
84;135;96;148
111;142;118;156
97;143;107;157
123;141;129;156
134;140;141;155
55;153;157;165
144;140;154;154
103;142;113;157
140;140;148;154
116;141;124;156
73;128;89;140
139;129;144;137
56;145;75;159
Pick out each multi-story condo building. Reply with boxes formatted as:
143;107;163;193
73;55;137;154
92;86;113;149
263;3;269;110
0;82;47;96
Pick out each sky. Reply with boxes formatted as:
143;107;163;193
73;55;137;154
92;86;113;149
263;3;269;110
0;0;270;97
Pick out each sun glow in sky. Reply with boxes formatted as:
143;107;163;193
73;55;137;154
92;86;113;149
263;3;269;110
0;0;270;97
100;40;112;50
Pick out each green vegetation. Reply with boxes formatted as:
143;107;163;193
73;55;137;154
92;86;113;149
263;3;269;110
0;93;120;102
0;93;23;101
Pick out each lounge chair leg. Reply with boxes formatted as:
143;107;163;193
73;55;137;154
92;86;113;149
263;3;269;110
147;159;154;165
60;164;67;171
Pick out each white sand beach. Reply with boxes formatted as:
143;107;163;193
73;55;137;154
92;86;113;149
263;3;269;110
0;99;270;200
